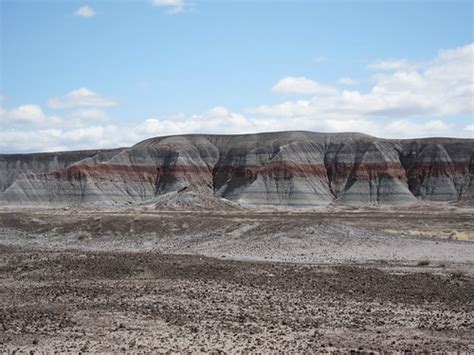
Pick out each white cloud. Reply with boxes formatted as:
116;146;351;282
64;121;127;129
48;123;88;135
0;123;134;152
48;88;117;109
75;5;95;18
132;110;469;141
151;0;185;14
0;104;62;126
384;119;455;138
272;77;337;96
0;90;119;151
436;43;473;64
1;44;472;153
254;43;474;120
338;77;359;85
134;106;258;136
0;104;470;153
1;105;46;124
69;108;111;121
62;126;107;142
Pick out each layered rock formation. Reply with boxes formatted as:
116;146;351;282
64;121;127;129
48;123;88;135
0;131;472;207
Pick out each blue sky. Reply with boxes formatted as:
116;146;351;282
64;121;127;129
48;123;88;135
1;0;473;152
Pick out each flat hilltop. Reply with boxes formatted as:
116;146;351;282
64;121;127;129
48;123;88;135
1;131;473;208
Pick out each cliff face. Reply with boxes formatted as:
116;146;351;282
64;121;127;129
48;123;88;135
0;132;472;207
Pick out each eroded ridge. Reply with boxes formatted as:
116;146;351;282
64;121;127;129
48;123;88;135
1;132;472;207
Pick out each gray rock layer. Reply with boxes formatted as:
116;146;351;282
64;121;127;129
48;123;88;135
0;132;472;207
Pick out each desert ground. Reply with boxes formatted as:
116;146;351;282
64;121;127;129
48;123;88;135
0;206;473;352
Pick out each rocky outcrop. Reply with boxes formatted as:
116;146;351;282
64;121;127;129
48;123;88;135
0;149;124;193
0;132;472;207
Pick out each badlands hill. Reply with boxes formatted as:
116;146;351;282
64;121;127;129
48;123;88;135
0;131;473;208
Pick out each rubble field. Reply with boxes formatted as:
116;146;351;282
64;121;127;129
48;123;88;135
0;208;473;352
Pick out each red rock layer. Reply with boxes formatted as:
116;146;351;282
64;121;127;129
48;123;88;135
1;132;472;206
404;162;472;176
37;164;159;186
34;161;469;188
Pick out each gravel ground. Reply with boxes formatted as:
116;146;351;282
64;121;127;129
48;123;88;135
0;246;473;353
0;209;473;264
0;208;473;352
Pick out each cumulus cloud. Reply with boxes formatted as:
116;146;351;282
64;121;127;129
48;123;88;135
69;108;111;121
75;5;95;18
272;77;337;96
0;124;134;153
0;104;62;125
464;124;474;133
254;43;474;120
48;88;117;109
133;110;468;141
151;0;186;14
0;106;470;153
1;105;46;124
1;44;472;153
2;129;95;152
384;119;455;138
124;109;272;142
0;90;120;152
134;106;258;136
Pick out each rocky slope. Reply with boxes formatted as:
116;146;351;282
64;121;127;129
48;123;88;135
0;131;472;207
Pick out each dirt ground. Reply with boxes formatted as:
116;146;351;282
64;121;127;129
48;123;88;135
0;208;473;352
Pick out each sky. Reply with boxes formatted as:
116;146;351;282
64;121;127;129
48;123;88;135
0;0;473;153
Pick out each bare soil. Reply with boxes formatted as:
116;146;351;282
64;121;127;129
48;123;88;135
0;208;473;352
